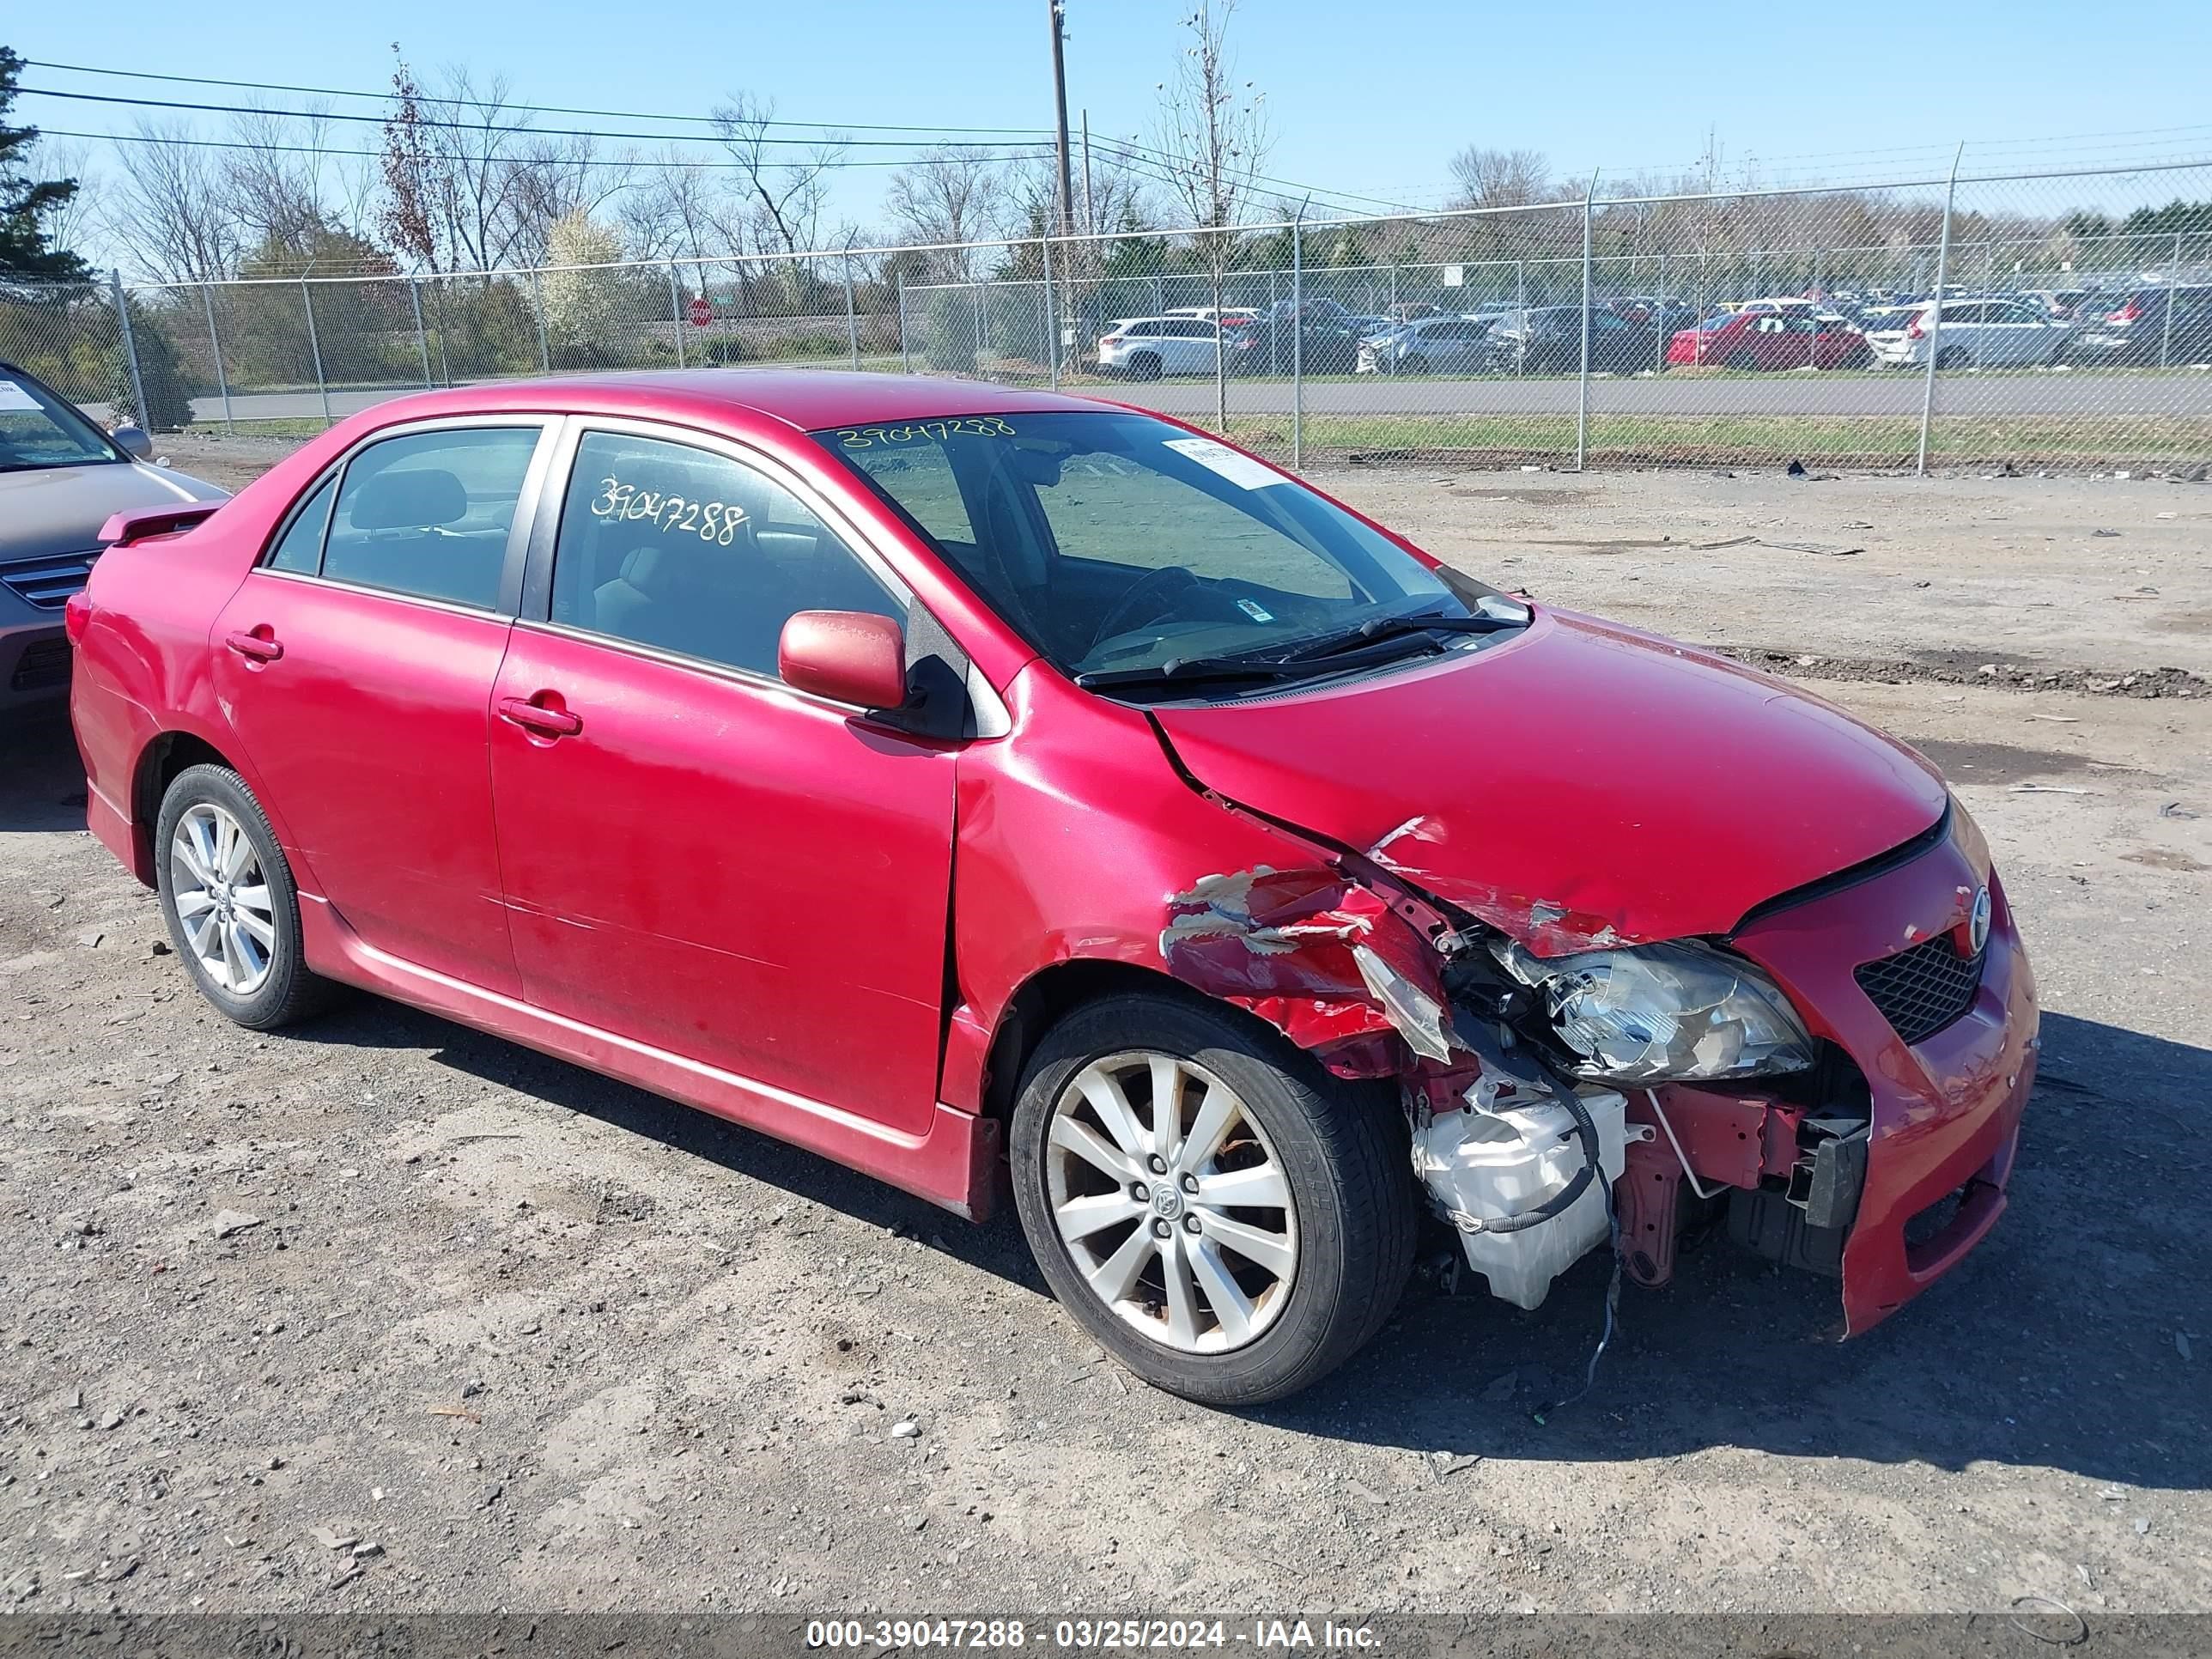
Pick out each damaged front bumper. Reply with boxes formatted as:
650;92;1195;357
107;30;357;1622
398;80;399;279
1723;823;2037;1334
1157;799;2036;1338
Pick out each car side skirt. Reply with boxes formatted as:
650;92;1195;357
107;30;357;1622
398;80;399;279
295;893;998;1219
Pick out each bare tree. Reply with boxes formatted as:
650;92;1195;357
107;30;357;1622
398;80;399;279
101;121;240;283
1151;0;1270;427
884;146;1009;278
1446;147;1553;210
225;106;336;263
712;94;845;259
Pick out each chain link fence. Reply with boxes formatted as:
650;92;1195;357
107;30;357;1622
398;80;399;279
11;155;2209;476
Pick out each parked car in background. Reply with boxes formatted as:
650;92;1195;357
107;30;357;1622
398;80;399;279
1;362;228;717
1356;313;1503;374
1668;307;1869;370
1866;298;2074;369
1096;318;1248;380
1853;304;1924;361
1231;301;1366;373
68;369;2039;1404
1482;305;1671;374
1163;306;1261;326
2017;289;2097;320
2066;285;2212;366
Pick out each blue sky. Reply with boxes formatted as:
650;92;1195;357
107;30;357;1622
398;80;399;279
14;0;2212;231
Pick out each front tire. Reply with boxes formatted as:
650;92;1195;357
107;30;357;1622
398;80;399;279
155;763;335;1030
1008;992;1414;1405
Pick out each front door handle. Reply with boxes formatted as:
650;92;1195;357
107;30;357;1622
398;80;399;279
224;628;283;663
498;695;583;738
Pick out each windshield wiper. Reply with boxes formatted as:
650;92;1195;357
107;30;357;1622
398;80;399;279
1073;654;1310;693
1273;599;1529;665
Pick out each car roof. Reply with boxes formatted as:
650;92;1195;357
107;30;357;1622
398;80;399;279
327;369;1115;435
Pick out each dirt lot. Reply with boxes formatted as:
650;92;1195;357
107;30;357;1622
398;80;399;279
3;438;2209;1621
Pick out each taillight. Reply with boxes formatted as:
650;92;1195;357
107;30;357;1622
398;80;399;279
2113;301;2142;323
64;587;92;646
1100;334;1123;347
1906;315;1925;339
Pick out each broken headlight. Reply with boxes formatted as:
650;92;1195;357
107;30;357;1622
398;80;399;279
1496;939;1814;1084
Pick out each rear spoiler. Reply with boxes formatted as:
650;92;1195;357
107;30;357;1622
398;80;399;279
98;502;223;547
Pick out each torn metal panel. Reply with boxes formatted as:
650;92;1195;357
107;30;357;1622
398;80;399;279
1158;864;1452;1063
1368;815;1631;957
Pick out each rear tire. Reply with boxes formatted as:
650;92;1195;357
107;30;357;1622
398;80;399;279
1128;351;1163;381
1008;991;1415;1406
155;763;337;1030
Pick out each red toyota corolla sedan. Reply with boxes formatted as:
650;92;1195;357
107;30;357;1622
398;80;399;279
68;373;2036;1404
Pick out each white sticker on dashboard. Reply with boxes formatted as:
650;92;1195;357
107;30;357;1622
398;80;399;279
0;379;45;411
1162;435;1286;490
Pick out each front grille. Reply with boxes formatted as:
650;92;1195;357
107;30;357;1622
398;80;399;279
1854;931;1984;1045
0;550;99;611
9;635;72;691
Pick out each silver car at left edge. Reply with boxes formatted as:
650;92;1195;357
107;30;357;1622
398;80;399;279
0;362;228;714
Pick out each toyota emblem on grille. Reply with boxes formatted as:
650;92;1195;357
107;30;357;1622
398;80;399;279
1968;886;1992;954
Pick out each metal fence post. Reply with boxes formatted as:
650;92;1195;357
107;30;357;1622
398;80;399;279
1577;173;1597;472
1515;256;1527;377
2160;229;2183;368
300;278;332;428
1917;143;1965;477
1041;237;1059;390
1654;251;1667;374
668;264;687;369
896;270;911;374
843;255;862;373
109;270;149;429
970;281;986;373
1387;262;1398;375
1267;267;1279;374
532;270;552;372
1291;216;1304;471
409;277;433;388
199;283;234;434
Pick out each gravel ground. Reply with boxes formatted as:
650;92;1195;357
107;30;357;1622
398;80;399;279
3;441;2209;1620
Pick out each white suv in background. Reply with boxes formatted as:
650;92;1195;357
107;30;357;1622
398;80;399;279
1869;298;2075;368
1096;317;1224;380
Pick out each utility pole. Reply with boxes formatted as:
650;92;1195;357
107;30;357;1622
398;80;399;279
1047;0;1077;238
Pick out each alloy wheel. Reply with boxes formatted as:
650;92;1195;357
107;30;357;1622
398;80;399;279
169;802;277;996
1043;1050;1297;1353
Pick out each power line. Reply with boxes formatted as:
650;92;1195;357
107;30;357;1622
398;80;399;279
22;58;1055;137
24;60;1440;220
36;125;1056;173
15;82;1053;151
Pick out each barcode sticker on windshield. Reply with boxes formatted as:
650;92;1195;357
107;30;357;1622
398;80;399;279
0;380;44;411
1162;436;1286;490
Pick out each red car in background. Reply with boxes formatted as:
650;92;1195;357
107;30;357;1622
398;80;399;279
1669;307;1870;369
68;372;2035;1404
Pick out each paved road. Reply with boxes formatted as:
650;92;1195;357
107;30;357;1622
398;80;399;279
166;366;2212;428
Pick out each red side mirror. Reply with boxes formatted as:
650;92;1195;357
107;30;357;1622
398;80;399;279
777;610;908;712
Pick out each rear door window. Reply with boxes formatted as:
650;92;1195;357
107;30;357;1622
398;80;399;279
265;474;337;574
322;426;541;610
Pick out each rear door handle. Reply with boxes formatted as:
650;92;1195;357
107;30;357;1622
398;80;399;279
498;695;582;738
224;629;283;663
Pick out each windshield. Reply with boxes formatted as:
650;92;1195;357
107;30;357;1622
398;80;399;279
0;370;124;472
816;410;1486;689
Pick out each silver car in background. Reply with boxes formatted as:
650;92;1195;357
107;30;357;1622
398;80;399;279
0;363;228;715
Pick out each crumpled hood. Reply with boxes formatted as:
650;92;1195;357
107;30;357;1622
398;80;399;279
1150;607;1948;955
0;462;226;562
